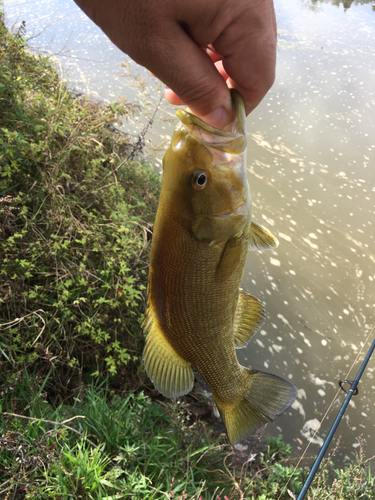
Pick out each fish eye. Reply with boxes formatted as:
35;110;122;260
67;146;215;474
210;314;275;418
192;170;208;190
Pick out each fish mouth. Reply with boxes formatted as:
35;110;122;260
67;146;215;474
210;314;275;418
176;89;247;155
212;199;248;218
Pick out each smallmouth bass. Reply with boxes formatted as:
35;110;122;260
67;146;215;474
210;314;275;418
143;90;297;444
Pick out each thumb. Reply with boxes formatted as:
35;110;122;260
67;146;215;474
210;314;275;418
164;85;232;130
149;28;234;128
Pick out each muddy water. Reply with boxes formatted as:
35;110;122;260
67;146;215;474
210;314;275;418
239;0;375;462
2;0;137;100
4;0;375;463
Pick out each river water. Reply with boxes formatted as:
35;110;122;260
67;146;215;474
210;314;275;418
3;0;375;465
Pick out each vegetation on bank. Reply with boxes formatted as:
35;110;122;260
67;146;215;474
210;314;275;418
1;8;375;499
0;11;161;391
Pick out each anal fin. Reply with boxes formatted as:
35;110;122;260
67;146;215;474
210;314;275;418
233;291;265;348
142;308;194;398
249;221;279;251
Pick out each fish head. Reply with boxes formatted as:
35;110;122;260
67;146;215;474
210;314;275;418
163;89;251;244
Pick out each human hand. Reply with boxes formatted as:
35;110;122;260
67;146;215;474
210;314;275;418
74;0;276;129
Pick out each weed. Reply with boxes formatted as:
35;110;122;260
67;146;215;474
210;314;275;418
307;436;375;500
0;8;160;398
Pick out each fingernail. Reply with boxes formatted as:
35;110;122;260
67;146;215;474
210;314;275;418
199;106;233;130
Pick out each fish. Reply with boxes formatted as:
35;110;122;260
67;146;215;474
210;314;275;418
142;89;297;444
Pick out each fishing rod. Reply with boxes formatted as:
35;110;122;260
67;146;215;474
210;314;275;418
296;333;375;500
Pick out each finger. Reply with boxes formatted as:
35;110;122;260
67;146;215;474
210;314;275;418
164;87;184;105
203;45;222;64
164;57;229;107
214;60;229;82
214;0;277;115
142;25;233;128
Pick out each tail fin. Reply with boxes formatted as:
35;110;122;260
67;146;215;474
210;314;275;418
214;369;297;444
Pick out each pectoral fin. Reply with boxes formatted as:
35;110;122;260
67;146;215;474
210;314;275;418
214;369;297;444
216;236;244;281
233;292;265;348
249;221;279;251
142;308;194;398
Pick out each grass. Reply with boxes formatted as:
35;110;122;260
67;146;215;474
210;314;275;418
0;377;228;499
2;375;374;499
1;6;375;499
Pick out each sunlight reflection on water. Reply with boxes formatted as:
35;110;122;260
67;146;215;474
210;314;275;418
240;0;375;462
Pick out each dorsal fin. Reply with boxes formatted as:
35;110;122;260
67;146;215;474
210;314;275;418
233;291;265;348
249;221;279;251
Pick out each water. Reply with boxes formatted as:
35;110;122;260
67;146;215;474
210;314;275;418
239;0;375;463
4;0;375;464
3;0;135;101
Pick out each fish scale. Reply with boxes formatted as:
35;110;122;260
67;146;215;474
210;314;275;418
143;89;297;444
